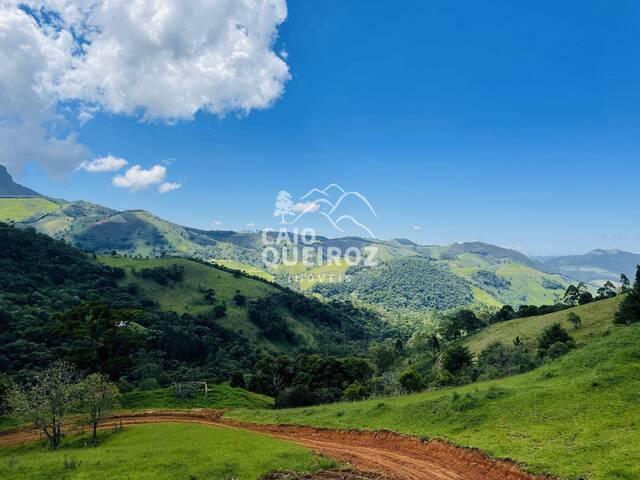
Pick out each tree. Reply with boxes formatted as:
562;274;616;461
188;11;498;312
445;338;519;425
9;362;79;449
620;273;631;293
369;340;397;373
614;265;640;325
398;369;423;393
578;291;593;305
441;344;474;374
537;323;575;357
597;281;617;300
491;305;515;323
273;191;295;224
80;373;120;443
567;312;582;329
563;283;588;306
439;310;484;341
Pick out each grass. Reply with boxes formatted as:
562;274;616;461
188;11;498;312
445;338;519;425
464;295;625;354
228;317;640;479
443;253;569;307
98;256;282;349
212;259;275;281
98;256;278;316
120;384;274;410
274;259;350;290
0;198;60;222
0;423;336;479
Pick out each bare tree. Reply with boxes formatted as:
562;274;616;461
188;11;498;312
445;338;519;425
80;373;120;443
9;361;79;449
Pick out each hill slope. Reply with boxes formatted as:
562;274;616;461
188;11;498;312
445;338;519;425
464;295;624;354
230;312;640;479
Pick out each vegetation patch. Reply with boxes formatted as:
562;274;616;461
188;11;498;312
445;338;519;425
0;423;335;480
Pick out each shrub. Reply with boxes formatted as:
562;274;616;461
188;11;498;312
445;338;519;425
476;342;538;380
567;312;582;329
398;369;424;393
342;383;369;401
537;323;575;358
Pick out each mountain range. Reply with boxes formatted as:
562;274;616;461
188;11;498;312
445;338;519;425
0;167;637;311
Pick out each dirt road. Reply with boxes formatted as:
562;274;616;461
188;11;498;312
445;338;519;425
0;410;548;480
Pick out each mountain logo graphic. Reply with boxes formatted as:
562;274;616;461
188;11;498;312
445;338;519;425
273;183;377;238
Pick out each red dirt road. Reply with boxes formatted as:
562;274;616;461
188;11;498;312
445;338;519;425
0;410;549;480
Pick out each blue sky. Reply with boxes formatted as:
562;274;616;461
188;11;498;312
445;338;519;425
10;1;640;254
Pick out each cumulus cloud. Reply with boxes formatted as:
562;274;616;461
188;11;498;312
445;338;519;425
78;155;128;173
113;164;166;191
158;181;182;194
212;220;223;227
294;202;320;213
412;225;422;231
0;0;290;177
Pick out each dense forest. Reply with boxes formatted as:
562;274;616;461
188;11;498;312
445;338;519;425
313;257;474;310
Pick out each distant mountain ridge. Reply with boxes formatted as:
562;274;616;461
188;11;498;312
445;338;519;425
539;249;640;284
1;174;634;309
0;165;42;197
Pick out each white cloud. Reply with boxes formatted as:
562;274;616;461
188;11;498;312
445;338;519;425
79;155;128;173
0;0;290;177
212;220;223;227
246;222;256;227
158;181;182;194
412;225;422;231
294;202;320;213
113;164;166;191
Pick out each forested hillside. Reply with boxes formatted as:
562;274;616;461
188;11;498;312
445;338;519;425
313;257;474;310
0;224;397;398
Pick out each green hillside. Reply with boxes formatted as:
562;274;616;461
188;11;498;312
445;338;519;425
464;295;625;354
213;258;275;281
0;424;334;480
312;257;474;310
96;255;391;356
229;317;640;479
120;384;274;410
0;197;60;222
8;189;577;310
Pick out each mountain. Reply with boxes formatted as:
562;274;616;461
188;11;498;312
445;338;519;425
0;175;580;310
539;249;640;284
0;165;42;197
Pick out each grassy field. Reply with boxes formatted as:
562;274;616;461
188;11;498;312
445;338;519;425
0;423;335;479
98;256;278;316
98;256;281;348
0;198;60;222
464;295;624;354
228;319;640;479
212;259;275;281
443;253;569;306
120;385;274;410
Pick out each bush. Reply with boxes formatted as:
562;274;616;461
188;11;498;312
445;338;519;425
537;323;575;358
567;312;582;329
342;383;368;401
476;342;538;380
398;369;423;393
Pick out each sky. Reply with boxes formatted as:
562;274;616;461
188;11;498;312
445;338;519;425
2;0;640;255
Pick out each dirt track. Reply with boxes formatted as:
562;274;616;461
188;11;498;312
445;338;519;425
0;410;549;480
